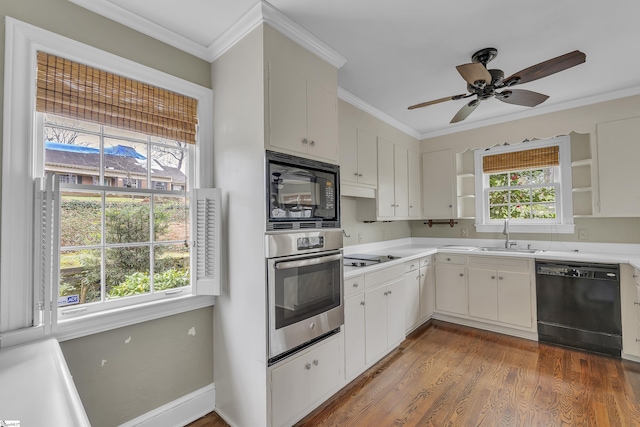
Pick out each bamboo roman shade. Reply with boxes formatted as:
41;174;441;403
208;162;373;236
483;146;559;173
36;51;198;144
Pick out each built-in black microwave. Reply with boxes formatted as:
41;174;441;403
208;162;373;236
266;150;340;230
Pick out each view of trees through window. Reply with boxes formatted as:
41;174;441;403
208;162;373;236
43;114;191;309
487;168;557;220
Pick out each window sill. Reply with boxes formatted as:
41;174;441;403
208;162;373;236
0;295;215;348
474;223;575;234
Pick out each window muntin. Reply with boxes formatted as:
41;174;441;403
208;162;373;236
46;114;192;316
487;168;558;220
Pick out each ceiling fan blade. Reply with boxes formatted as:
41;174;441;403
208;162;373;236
451;100;480;123
496;89;549;107
408;94;468;110
503;50;586;86
456;63;492;87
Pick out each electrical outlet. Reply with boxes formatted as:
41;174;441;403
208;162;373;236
461;228;469;237
358;232;363;243
578;229;588;240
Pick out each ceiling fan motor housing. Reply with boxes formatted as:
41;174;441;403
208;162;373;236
471;47;498;66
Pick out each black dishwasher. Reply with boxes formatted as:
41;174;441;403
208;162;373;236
535;260;622;357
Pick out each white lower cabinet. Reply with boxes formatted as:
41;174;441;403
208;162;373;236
271;333;343;427
420;261;435;320
621;265;640;359
434;255;467;315
405;256;434;332
344;292;366;378
365;278;404;364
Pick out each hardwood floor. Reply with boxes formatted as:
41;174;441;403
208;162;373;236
187;320;640;427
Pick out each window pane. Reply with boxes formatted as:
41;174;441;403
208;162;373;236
59;249;102;306
154;195;189;242
44;131;101;185
154;244;190;291
105;194;151;244
106;246;151;299
104;139;148;189
489;205;508;219
60;191;102;247
489;190;508;204
510;189;530;203
532;203;556;219
149;142;188;192
45;114;101;133
489;173;507;187
512;204;532;219
532;187;556;203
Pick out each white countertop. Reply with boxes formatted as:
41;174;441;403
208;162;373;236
343;237;640;278
0;338;90;426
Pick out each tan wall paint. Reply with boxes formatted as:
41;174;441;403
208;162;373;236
418;95;640;243
0;2;213;426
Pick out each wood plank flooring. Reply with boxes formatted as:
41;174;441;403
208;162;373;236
187;320;640;427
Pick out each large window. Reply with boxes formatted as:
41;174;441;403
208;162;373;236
474;136;574;233
1;18;216;345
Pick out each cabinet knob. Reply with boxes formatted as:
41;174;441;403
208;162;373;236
360;300;365;306
446;258;451;261
388;290;392;295
637;339;640;343
302;138;308;144
491;276;496;279
421;274;425;277
353;283;359;288
310;140;315;146
634;301;640;306
459;273;464;277
449;204;452;208
354;172;359;176
358;173;363;177
409;205;413;208
313;359;319;366
305;363;311;370
499;277;503;280
384;291;388;295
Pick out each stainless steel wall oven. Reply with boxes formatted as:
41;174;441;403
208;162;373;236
266;150;340;231
266;230;343;365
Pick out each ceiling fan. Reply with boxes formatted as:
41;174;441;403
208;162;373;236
408;47;586;123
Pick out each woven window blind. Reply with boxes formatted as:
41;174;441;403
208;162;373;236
36;51;198;144
483;146;559;173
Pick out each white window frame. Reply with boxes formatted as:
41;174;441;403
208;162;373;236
473;136;574;234
0;18;215;347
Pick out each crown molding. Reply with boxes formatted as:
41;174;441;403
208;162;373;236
338;87;422;140
419;85;640;140
67;0;347;67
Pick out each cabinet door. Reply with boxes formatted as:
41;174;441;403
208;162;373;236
306;81;338;162
386;279;406;347
344;294;366;378
357;128;378;186
268;62;308;155
394;145;409;217
365;285;389;363
339;121;358;184
596;117;640;216
377;138;395;218
497;271;532;327
423;149;455;218
309;335;343;402
404;270;421;332
435;263;467;315
271;351;310;427
408;150;421;218
420;265;435;320
468;268;499;321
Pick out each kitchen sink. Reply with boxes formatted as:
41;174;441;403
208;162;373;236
478;247;541;254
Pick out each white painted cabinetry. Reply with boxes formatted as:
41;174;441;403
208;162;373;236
404;256;434;333
621;264;640;359
434;254;467;315
265;28;339;163
596;117;640;216
423;149;455;218
408;150;422;218
270;333;343;427
343;275;366;379
339;122;377;187
420;256;435;320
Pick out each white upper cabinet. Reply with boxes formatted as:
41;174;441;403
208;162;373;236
339;121;377;187
265;26;339;163
596;117;640;216
408;151;422;218
423;149;455;218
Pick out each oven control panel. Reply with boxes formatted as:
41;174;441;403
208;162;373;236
297;236;324;250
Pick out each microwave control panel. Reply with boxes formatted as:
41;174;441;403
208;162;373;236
297;236;324;250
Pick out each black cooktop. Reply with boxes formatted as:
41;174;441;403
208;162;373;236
343;253;401;267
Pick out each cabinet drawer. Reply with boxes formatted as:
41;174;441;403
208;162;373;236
344;275;364;298
404;259;419;273
434;254;466;265
468;255;529;272
419;256;431;268
364;264;404;289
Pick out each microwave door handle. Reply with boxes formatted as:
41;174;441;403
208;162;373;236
275;254;342;270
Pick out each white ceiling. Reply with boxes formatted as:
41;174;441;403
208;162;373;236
69;0;640;139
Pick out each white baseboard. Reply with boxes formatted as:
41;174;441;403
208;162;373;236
119;383;215;427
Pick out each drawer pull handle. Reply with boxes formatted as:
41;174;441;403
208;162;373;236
353;283;359;288
360;301;365;306
447;258;451;261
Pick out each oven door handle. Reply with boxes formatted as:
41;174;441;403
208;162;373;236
275;254;342;270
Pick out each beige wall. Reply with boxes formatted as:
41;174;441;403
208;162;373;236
418;95;640;244
0;1;214;426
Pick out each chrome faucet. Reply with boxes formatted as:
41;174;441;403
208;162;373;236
503;218;510;249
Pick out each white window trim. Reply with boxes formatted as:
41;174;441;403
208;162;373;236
1;17;215;345
473;136;575;234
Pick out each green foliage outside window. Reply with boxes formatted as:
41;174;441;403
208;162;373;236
488;168;557;220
